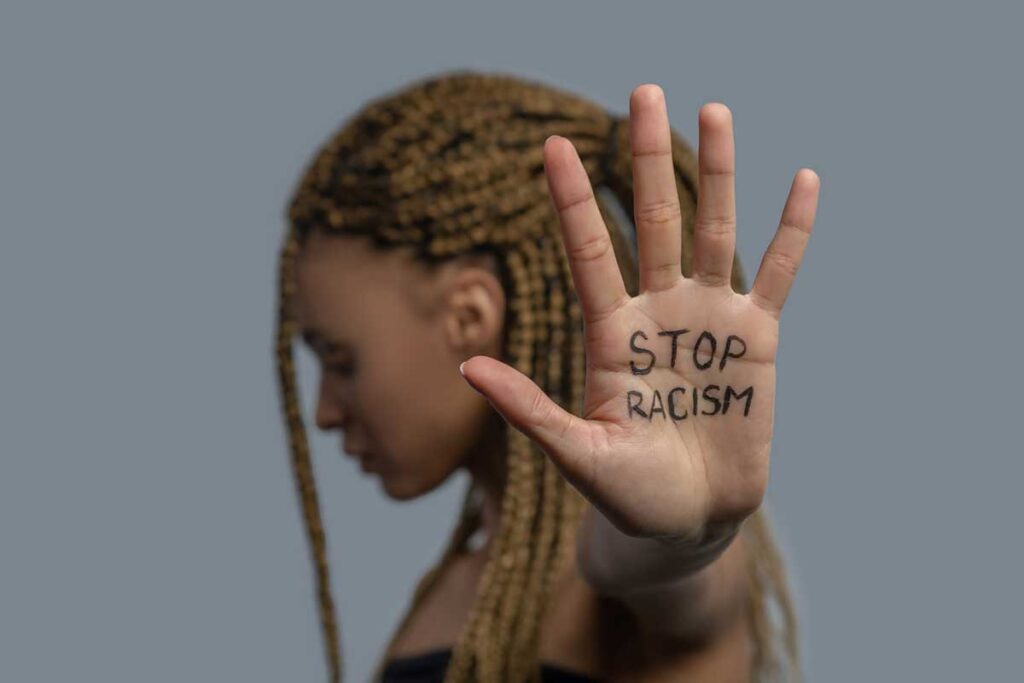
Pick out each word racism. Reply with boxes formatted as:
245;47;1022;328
626;328;754;421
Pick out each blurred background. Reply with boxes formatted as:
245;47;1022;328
1;1;1021;681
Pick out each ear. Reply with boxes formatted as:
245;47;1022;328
441;266;506;357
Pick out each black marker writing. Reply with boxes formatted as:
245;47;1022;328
629;328;748;372
629;331;655;376
626;384;754;420
648;390;666;421
723;385;754;417
693;331;717;370
656;328;690;369
701;384;722;415
720;335;747;371
667;387;688;420
627;390;647;418
624;328;753;420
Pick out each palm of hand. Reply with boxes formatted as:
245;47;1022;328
577;278;779;541
461;84;819;543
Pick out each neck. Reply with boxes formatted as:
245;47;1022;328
464;414;508;552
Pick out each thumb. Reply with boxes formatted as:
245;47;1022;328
459;355;593;483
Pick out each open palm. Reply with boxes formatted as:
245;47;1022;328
460;84;819;544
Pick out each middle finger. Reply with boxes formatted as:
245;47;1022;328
630;85;684;293
693;102;738;287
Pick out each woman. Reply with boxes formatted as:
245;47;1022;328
274;70;818;682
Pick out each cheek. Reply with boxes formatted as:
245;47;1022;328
364;346;472;473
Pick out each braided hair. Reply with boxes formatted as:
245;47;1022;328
274;70;802;682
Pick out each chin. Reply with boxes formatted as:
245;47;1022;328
378;469;450;502
380;480;420;501
373;471;418;501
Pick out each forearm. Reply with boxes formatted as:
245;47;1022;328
576;504;750;645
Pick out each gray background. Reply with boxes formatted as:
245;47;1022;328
1;1;1020;681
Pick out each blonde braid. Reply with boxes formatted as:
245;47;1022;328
506;240;572;683
274;231;342;683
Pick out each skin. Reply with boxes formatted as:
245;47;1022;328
462;85;820;547
293;231;511;539
292;231;754;679
461;85;819;649
292;83;819;679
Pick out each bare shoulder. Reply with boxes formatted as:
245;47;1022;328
553;565;753;683
612;607;755;683
385;551;486;658
387;548;754;682
603;539;756;682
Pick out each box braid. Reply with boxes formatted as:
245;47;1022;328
274;70;802;683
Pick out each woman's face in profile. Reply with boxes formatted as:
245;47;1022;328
293;232;499;500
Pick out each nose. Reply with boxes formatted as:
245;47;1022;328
314;374;349;431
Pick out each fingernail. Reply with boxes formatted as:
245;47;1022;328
459;361;466;376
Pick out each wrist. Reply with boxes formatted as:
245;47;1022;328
645;519;743;577
651;518;743;553
577;507;744;596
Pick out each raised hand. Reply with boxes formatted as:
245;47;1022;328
459;84;819;545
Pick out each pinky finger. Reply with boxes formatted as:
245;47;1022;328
750;169;820;318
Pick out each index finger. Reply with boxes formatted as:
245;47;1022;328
543;135;630;325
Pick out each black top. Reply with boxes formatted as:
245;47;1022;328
380;648;604;682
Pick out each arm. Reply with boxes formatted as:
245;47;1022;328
458;86;817;646
576;503;750;647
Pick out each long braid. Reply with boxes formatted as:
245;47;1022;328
274;231;343;683
276;69;802;682
455;246;545;681
506;239;571;682
491;242;544;669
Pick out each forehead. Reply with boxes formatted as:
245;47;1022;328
292;232;434;336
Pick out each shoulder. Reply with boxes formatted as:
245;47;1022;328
548;553;754;682
612;607;755;683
